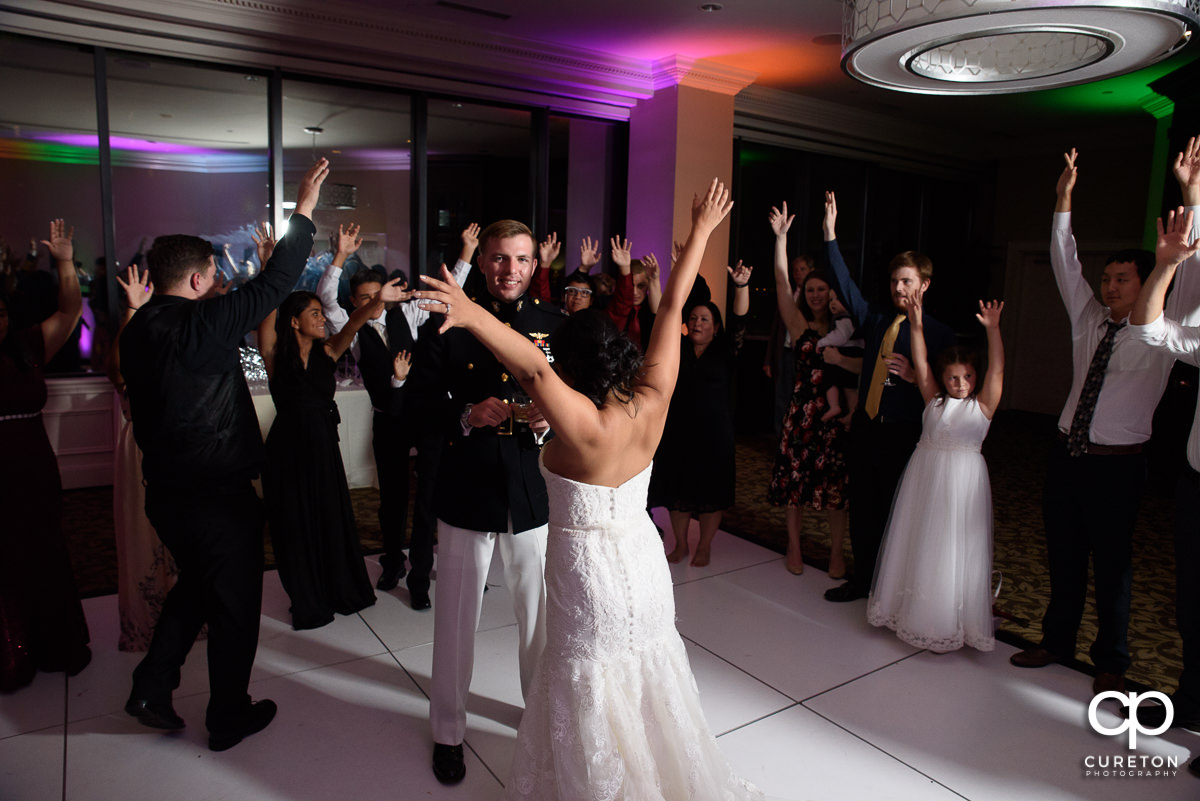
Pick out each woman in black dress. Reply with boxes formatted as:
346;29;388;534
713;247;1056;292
257;280;404;629
0;219;91;691
649;263;751;567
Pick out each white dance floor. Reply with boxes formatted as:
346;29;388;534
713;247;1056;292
2;512;1195;800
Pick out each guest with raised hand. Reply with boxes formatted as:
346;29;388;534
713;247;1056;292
765;202;850;578
415;178;760;800
606;235;658;351
1128;206;1200;741
121;158;329;750
868;290;1004;653
530;231;561;303
651;259;752;568
256;272;406;630
315;221;471;606
109;265;181;652
0;218;91;692
821;190;956;603
1010;147;1200;696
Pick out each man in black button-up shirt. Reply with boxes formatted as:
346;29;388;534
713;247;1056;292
120;160;328;751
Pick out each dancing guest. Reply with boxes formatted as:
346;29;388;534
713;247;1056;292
765;203;849;577
868;293;1004;652
315;224;473;604
1011;146;1200;694
256;276;404;630
416;177;760;801
121;159;328;750
764;253;815;436
606;236;661;352
405;219;565;784
651;262;751;567
1129;205;1200;743
0;218;90;692
108;265;182;651
821;191;955;603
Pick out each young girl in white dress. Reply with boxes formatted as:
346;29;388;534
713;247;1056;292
416;179;761;801
867;291;1005;653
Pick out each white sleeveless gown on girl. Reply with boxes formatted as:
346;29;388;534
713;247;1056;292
867;396;995;653
504;457;762;801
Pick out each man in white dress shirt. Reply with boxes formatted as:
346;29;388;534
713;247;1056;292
316;224;475;608
1128;201;1200;752
1010;145;1200;695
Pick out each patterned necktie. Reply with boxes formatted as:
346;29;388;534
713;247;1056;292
865;314;905;419
1066;320;1124;456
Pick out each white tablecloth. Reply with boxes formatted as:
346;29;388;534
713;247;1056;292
250;380;377;489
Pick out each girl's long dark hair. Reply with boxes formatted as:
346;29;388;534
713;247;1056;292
274;291;322;373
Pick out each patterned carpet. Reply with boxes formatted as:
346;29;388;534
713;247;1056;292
62;410;1181;693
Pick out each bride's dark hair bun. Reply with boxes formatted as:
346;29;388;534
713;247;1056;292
549;309;644;407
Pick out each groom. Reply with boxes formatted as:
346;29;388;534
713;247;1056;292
406;219;565;784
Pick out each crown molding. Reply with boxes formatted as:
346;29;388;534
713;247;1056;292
650;55;758;96
0;0;658;115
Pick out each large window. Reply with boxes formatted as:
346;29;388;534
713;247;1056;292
0;33;102;372
106;53;269;294
281;78;412;296
426;100;532;276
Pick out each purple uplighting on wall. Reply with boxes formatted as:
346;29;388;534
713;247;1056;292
34;133;226;156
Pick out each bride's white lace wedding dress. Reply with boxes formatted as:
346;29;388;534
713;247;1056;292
504;457;762;801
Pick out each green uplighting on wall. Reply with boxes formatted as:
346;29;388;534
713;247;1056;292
1022;50;1200;116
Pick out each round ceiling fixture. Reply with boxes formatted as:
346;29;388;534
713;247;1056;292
842;0;1199;94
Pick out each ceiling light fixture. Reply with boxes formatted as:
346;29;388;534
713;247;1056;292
842;0;1198;95
699;3;723;11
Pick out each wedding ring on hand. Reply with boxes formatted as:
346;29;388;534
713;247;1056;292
445;302;452;314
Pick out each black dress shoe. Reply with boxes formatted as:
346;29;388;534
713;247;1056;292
432;742;466;784
824;582;867;603
410;589;431;611
376;561;407;591
1009;647;1062;669
1125;701;1200;731
208;699;277;752
1092;672;1125;695
125;696;185;730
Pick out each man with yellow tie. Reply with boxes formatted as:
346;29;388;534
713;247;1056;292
820;191;955;602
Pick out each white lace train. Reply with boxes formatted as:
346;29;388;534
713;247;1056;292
504;459;762;801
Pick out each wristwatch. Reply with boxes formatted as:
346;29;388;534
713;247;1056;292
460;403;474;434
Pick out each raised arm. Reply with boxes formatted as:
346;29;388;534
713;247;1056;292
769;202;809;339
975;300;1005;418
899;288;937;405
39;219;82;363
107;265;154;389
197;159;326;346
580;236;601;274
530;232;558;303
606;236;636;326
316;222;360;335
1166;137;1200;324
641;179;734;400
257;309;278;378
728;260;751;317
324;277;407;360
643;252;663;314
459;223;479;266
821;191;869;329
1055;148;1077;214
1134;208;1200;325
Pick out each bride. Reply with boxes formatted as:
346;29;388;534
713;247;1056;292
417;179;760;801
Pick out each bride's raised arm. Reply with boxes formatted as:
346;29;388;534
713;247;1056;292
639;179;734;402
